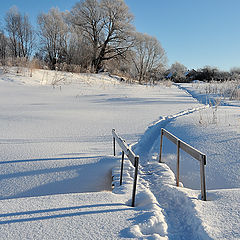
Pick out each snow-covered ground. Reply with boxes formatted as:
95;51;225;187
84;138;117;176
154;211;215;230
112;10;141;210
0;67;239;239
140;82;240;239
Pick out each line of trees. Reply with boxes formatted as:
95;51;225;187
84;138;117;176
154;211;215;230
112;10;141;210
1;0;239;83
0;0;167;83
166;63;240;83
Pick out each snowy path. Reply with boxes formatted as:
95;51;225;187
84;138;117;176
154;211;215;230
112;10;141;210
159;105;240;239
140;163;210;240
131;107;211;240
131;83;240;240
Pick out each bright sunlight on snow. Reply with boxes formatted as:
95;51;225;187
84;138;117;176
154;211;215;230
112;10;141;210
0;67;239;239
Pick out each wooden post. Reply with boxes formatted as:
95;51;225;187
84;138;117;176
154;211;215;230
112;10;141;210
200;155;207;200
176;140;180;187
132;156;139;207
159;129;163;163
120;151;124;185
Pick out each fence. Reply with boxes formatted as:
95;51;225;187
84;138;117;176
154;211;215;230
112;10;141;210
112;129;139;207
159;128;207;200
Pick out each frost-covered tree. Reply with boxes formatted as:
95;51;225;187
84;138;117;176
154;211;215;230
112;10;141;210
38;8;70;69
230;67;240;81
0;30;8;61
132;32;166;83
70;0;135;72
5;6;35;58
170;62;187;82
65;27;93;70
17;14;35;58
200;66;219;82
4;7;20;58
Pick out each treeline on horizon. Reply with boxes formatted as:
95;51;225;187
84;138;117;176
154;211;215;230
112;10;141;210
0;0;240;83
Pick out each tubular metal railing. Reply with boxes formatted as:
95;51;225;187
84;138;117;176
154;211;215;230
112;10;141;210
112;129;139;207
159;128;207;201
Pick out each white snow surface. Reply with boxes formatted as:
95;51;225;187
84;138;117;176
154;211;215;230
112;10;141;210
0;67;239;239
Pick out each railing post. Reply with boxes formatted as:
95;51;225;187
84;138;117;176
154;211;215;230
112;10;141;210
120;151;124;185
200;155;207;200
157;128;207;201
132;156;139;207
159;129;163;163
112;129;116;156
113;137;116;156
176;140;180;187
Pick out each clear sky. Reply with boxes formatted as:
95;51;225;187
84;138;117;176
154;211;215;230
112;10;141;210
0;0;240;71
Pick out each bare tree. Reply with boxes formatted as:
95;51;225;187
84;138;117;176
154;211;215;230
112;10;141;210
170;62;187;82
17;15;35;58
67;31;93;69
38;8;70;69
0;30;8;61
5;6;35;59
132;32;166;83
70;0;135;73
5;6;20;58
200;65;219;82
229;67;240;82
104;50;135;79
230;67;240;76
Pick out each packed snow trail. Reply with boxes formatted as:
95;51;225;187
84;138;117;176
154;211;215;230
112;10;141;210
130;82;240;240
176;83;240;107
132;105;209;159
140;163;211;240
130;106;210;240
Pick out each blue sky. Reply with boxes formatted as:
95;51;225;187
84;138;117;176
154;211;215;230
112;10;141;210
1;0;240;71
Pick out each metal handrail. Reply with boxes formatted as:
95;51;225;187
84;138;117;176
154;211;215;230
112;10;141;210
112;129;139;207
159;128;207;201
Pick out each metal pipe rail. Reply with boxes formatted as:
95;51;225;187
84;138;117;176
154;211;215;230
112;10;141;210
112;129;139;207
159;128;207;201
